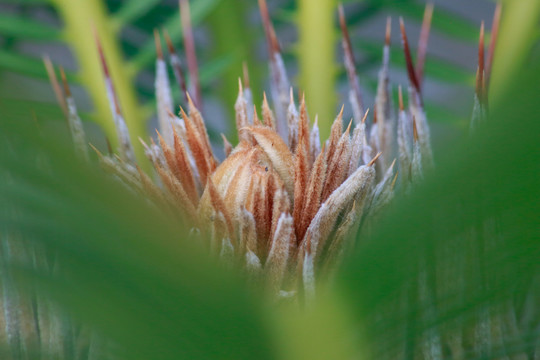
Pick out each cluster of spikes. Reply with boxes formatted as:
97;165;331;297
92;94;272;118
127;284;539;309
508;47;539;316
44;0;501;300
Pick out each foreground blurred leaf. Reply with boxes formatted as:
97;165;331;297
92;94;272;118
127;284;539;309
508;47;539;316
0;109;275;360
336;42;540;359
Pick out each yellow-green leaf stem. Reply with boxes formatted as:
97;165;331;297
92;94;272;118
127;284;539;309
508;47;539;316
208;0;263;143
270;291;361;360
52;0;147;165
298;0;337;139
490;0;540;104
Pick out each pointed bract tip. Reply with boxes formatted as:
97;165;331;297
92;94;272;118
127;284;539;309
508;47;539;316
339;0;361;94
479;21;485;52
112;93;122;116
105;136;113;154
269;22;280;55
345;118;353;135
479;21;485;70
289;87;294;104
390;158;397;171
166;108;176;119
242;62;250;88
368;152;382;167
258;0;268;18
362;108;369;124
391;171;399;190
179;105;189;121
258;0;280;54
385;16;392;46
480;20;485;37
422;3;435;31
155;129;165;144
416;3;434;84
477;21;485;99
399;17;421;93
94;30;110;78
398;85;404;111
338;104;344;119
179;0;202;109
89;143;103;158
300;93;306;108
59;66;71;97
238;77;243;95
490;4;502;50
42;55;57;81
163;28;176;54
253;104;261;124
479;21;485;51
154;28;163;60
138;136;149;148
492;3;502;33
186;92;197;109
338;3;347;33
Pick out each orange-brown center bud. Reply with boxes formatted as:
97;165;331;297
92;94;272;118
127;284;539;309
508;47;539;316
199;141;290;261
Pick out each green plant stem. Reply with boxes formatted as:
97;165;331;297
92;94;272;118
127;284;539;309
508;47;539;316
51;0;148;167
298;0;337;138
207;0;262;143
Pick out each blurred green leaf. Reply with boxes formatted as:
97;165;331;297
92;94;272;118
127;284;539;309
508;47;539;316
0;107;276;360
336;47;540;360
0;14;61;40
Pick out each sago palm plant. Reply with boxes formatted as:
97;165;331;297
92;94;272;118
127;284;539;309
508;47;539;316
0;0;539;359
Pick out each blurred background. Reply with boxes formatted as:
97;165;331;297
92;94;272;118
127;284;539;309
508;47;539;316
0;0;496;157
